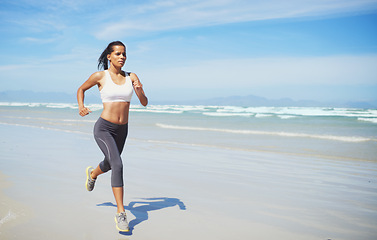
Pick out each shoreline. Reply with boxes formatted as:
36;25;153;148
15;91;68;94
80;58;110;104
0;121;374;163
0;172;32;237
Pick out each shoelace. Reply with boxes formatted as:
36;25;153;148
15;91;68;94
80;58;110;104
89;178;96;186
117;213;127;222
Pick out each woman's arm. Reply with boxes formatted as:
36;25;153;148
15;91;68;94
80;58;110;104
77;71;103;116
130;72;148;107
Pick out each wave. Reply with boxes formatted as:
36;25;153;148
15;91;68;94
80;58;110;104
1;102;377;120
156;123;375;143
255;113;274;118
213;106;377;118
0;102;103;111
131;108;183;114
358;118;377;124
278;115;297;119
131;105;377;119
203;112;254;117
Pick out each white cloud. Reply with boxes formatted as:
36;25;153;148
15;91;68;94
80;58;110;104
0;48;99;92
22;36;59;44
94;0;377;40
142;54;377;89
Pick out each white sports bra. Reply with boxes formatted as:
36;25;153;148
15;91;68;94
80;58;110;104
100;70;133;103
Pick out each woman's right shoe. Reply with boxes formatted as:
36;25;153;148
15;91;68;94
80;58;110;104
85;166;96;191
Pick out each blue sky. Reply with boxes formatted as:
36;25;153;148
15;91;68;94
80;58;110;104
0;0;377;103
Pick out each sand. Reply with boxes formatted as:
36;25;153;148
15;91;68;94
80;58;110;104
0;123;377;240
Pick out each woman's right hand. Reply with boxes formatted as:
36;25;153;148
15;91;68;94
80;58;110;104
79;106;92;117
77;71;103;117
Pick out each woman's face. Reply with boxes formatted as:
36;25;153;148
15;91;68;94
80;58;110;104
107;45;126;68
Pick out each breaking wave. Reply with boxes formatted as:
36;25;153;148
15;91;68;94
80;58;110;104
156;123;375;143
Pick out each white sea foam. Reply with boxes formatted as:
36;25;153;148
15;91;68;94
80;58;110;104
203;112;254;117
62;119;96;123
0;210;17;226
134;105;210;114
255;113;273;118
0;102;31;107
131;108;183;114
45;103;76;109
358;118;377;124
156;123;374;143
278;115;297;119
211;106;377;118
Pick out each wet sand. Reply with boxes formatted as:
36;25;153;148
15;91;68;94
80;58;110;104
0;123;376;239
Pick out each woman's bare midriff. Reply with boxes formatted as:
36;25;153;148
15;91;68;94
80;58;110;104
101;102;130;125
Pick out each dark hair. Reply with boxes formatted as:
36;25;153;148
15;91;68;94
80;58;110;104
98;41;126;70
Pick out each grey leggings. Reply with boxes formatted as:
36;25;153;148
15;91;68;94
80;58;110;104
93;117;128;187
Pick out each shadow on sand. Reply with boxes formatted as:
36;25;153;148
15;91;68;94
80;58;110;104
97;197;186;235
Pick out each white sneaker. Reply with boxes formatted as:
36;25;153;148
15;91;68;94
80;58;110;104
115;212;129;232
85;166;96;191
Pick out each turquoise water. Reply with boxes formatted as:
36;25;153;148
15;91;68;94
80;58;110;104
1;102;376;161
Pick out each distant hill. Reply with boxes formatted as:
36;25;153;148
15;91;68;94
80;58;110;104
185;95;377;108
155;94;376;108
0;90;376;108
189;95;321;107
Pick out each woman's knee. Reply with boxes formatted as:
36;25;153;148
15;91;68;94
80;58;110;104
112;159;123;172
111;160;124;187
99;160;111;173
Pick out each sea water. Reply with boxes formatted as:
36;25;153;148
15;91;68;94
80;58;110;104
0;102;376;161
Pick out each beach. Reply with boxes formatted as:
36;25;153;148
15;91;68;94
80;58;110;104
0;103;377;239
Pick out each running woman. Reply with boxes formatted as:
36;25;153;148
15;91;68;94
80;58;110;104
77;41;148;232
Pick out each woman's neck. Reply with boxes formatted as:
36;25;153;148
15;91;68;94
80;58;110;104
108;65;123;75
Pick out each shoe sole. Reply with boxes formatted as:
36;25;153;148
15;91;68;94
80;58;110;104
85;166;93;191
114;217;130;232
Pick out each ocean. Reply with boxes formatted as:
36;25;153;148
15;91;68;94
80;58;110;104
1;102;376;162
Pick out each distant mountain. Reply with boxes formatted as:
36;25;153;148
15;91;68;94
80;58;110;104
155;94;377;108
189;95;321;107
186;95;377;108
0;90;376;108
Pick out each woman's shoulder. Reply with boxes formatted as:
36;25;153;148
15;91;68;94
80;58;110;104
89;71;106;81
127;72;139;81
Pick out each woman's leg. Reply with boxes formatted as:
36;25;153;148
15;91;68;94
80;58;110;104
113;187;125;213
111;123;128;213
91;164;126;214
91;165;104;179
113;124;128;213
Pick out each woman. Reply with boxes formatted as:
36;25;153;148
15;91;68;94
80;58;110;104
77;41;148;232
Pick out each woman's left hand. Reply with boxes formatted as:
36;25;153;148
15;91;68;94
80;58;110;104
133;80;143;91
130;73;148;106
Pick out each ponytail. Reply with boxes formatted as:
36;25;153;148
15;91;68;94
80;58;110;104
98;41;126;70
